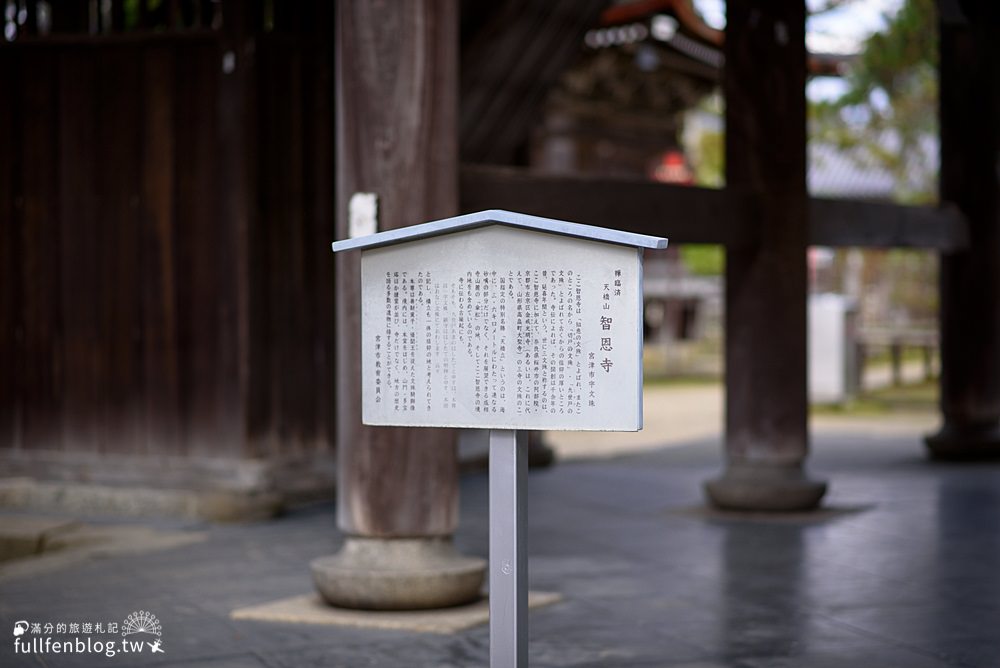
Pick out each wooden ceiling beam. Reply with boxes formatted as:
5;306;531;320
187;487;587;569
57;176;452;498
460;163;968;250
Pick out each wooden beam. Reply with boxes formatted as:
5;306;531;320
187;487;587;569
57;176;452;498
809;197;968;250
460;164;969;250
460;164;755;245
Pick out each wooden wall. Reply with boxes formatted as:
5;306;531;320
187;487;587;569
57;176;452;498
251;9;337;460
0;2;335;486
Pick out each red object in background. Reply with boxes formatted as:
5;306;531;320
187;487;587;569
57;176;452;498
651;149;694;184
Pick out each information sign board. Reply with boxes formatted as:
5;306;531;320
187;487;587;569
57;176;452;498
333;209;667;668
360;225;644;431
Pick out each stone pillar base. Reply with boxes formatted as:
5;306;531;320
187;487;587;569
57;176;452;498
311;536;486;611
704;462;827;512
926;421;1000;460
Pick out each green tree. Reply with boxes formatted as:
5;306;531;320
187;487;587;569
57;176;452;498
812;0;939;328
811;0;937;204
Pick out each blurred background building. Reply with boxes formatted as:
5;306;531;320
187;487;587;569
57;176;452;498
0;0;988;523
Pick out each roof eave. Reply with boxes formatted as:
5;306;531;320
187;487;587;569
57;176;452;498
331;209;668;253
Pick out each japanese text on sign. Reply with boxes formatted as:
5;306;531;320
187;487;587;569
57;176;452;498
360;226;642;431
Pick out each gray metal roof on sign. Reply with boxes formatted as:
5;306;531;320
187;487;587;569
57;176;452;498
331;209;668;252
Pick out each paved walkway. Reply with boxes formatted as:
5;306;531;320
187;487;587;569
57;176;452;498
3;410;996;667
548;381;938;460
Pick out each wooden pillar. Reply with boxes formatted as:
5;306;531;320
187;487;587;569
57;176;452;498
311;0;486;610
926;1;1000;459
704;0;827;510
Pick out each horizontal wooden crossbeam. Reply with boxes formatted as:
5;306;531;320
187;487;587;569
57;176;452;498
809;197;967;250
460;164;968;250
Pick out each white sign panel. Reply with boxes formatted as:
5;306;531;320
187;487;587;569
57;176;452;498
360;225;643;431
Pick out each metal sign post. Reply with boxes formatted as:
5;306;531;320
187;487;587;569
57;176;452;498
332;209;667;667
488;429;528;668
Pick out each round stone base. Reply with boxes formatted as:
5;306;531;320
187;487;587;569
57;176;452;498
926;421;1000;461
704;462;827;512
311;536;486;611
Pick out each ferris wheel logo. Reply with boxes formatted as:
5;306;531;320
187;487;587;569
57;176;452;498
121;611;162;637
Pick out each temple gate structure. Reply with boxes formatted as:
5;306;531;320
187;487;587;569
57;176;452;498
1;0;997;608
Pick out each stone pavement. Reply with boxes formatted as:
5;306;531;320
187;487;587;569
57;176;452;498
2;415;999;667
546;382;938;460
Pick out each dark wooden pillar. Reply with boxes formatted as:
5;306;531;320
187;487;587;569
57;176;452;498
311;0;485;610
926;1;1000;459
704;0;827;510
